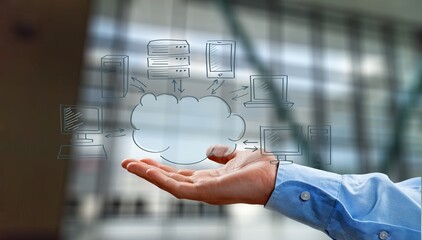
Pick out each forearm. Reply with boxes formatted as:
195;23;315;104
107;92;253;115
265;164;421;240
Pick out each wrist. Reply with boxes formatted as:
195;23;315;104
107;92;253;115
261;160;279;205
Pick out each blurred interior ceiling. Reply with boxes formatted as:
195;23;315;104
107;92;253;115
197;0;422;25
285;0;422;24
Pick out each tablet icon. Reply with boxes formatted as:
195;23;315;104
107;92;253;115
206;40;236;79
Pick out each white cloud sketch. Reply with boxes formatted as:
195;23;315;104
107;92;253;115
131;93;245;164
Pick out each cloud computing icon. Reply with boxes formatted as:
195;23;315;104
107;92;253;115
130;93;245;165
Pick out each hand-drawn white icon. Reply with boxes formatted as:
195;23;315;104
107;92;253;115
260;126;302;164
244;75;294;108
131;94;245;165
206;40;236;79
147;39;191;81
57;104;107;159
147;56;190;67
101;55;129;98
308;125;331;165
147;39;190;55
147;68;190;79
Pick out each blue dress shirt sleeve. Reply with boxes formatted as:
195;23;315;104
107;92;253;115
265;163;421;240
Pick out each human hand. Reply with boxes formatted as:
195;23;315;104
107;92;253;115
121;145;277;205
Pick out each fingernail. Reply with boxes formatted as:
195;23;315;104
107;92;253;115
126;162;137;172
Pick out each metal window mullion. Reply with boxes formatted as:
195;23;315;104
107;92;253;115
348;17;370;172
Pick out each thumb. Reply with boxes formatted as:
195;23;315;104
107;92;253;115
206;145;238;164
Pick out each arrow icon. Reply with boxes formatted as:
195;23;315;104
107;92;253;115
243;140;258;145
229;86;248;93
232;93;248;101
211;80;225;94
172;79;185;93
130;84;145;93
178;79;185;93
131;76;147;88
105;128;126;138
245;146;258;152
207;79;219;90
172;79;177;92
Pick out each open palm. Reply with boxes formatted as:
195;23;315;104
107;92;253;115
122;145;277;205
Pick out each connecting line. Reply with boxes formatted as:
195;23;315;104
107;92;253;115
217;0;311;160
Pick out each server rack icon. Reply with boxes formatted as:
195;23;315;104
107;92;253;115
147;39;190;55
101;55;129;98
147;68;190;79
146;39;191;81
308;125;331;165
147;56;190;67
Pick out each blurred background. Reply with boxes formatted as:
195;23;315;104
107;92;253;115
1;0;421;240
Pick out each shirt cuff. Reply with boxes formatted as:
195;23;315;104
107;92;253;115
265;163;342;231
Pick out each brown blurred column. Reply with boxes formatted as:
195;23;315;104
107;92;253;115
0;0;90;239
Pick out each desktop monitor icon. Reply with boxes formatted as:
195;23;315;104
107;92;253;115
260;126;302;163
244;75;294;108
57;104;107;159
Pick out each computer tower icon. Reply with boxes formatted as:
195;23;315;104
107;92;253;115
101;55;129;98
308;125;331;165
244;75;294;108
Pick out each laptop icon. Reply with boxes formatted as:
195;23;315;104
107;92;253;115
244;75;294;108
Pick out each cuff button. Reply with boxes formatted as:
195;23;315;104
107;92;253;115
300;191;311;201
378;230;389;240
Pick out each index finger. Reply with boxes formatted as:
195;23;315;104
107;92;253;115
206;145;238;164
